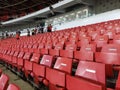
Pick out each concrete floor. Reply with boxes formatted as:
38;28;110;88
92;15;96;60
0;64;34;90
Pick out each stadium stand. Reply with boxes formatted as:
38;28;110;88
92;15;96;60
1;0;120;90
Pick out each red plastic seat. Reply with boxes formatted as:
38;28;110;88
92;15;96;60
113;35;120;44
32;63;45;85
7;51;15;64
77;37;91;47
94;35;108;48
7;84;20;90
17;52;25;70
32;55;54;85
60;44;76;58
24;53;41;78
75;61;106;85
45;57;72;90
40;55;54;67
40;43;53;55
30;53;41;63
104;30;115;39
3;50;11;62
0;74;9;90
49;43;63;56
74;44;96;61
66;75;103;90
12;51;19;67
95;44;120;76
95;44;120;65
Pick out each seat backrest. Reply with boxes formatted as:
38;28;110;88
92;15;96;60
23;52;32;60
113;35;120;44
28;44;33;48
30;53;41;63
6;50;11;55
75;61;105;85
38;43;44;49
101;44;120;53
3;50;8;54
0;74;9;90
65;44;76;51
40;55;54;67
66;75;103;90
17;52;24;58
9;51;15;56
32;44;38;49
13;51;19;57
45;44;53;49
54;43;63;50
7;84;20;90
80;44;96;52
46;68;66;87
80;37;91;46
54;57;72;74
95;35;108;42
33;63;45;77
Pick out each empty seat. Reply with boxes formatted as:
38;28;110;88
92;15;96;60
75;61;106;86
66;75;103;90
113;35;120;44
17;52;26;70
40;43;52;55
49;43;63;56
30;53;41;63
77;37;91;47
94;35;108;48
12;51;19;67
32;55;54;85
24;53;41;78
40;55;54;67
95;44;120;65
104;30;115;39
0;74;9;90
7;51;15;64
74;44;96;61
60;44;76;58
7;84;20;90
95;44;120;76
45;57;72;90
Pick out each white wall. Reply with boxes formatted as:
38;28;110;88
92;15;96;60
56;9;120;30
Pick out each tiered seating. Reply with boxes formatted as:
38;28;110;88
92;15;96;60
0;19;120;90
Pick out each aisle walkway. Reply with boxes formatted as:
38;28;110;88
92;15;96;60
0;64;34;90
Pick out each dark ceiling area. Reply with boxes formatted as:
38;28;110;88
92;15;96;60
0;0;60;21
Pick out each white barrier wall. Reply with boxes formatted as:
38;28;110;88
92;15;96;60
56;9;120;30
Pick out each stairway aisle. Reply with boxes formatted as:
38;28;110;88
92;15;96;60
0;64;34;90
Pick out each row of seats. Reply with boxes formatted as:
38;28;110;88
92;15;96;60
1;43;120;67
0;69;20;90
